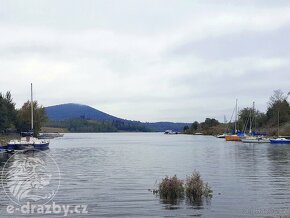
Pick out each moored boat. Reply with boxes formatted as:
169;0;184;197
241;102;270;143
216;133;227;138
8;131;49;150
269;111;290;144
164;130;178;134
0;144;9;150
270;138;290;144
225;135;241;141
241;136;270;143
6;84;49;150
225;99;243;141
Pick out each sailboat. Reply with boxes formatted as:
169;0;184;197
7;84;50;150
225;99;242;141
241;102;270;143
270;111;290;144
216;116;229;138
216;133;228;138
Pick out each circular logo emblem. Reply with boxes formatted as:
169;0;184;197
1;149;60;206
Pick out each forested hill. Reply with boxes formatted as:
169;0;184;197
45;103;120;121
45;103;189;132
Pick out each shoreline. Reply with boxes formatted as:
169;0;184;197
0;134;20;146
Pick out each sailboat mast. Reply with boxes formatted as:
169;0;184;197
278;110;280;137
249;101;254;134
253;101;256;130
249;104;252;134
234;99;237;133
31;83;33;131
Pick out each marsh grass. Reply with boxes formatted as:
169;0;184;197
158;171;212;203
159;175;184;200
185;171;213;201
0;134;19;146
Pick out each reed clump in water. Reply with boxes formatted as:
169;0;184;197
158;171;212;202
185;171;212;201
159;175;184;200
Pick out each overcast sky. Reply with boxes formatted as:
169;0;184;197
0;0;290;122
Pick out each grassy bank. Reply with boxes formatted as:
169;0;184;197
184;122;290;136
41;127;68;133
0;134;20;146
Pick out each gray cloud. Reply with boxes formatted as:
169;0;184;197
171;26;290;60
0;0;290;122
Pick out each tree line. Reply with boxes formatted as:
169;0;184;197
0;91;47;135
46;118;152;132
184;90;290;135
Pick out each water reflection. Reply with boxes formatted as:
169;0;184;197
159;194;211;211
0;152;11;167
186;196;212;209
160;198;183;210
268;145;290;161
267;145;290;205
267;145;290;179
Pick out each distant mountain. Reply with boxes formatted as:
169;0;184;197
45;103;190;132
45;103;121;121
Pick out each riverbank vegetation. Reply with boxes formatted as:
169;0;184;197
45;119;151;132
0;134;20;146
184;90;290;136
0;91;47;136
41;127;68;133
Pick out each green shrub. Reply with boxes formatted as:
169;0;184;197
185;171;212;201
159;175;184;200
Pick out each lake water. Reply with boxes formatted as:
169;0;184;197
1;133;290;217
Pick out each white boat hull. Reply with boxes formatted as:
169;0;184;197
241;137;270;143
7;137;49;150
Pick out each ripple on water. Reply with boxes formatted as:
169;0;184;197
0;133;289;217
